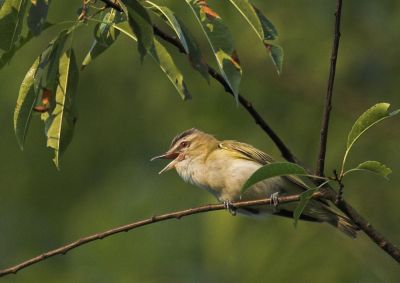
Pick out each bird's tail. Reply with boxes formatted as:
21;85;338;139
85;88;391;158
331;213;359;238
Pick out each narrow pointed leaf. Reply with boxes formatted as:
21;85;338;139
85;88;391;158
228;0;283;74
14;57;40;149
347;161;392;179
146;1;209;82
293;188;317;227
242;162;307;193
115;22;190;100
82;10;122;69
0;0;29;51
42;49;79;169
186;0;241;100
27;0;50;36
146;1;188;53
121;0;153;60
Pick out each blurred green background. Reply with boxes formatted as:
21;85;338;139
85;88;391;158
1;0;399;282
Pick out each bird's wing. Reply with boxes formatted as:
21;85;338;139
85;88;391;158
218;141;274;165
218;140;318;193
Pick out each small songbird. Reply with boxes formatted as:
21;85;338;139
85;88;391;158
152;128;358;237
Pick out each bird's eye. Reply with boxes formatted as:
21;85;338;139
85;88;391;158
180;141;189;148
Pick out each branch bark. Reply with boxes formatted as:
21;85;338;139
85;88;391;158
0;192;322;277
316;0;343;176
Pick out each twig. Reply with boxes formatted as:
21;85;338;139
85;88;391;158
100;0;122;12
316;0;343;176
0;192;322;277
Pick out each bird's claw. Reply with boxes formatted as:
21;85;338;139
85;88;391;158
271;192;280;207
223;200;237;216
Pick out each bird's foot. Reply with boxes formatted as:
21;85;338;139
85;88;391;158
271;192;280;207
223;200;237;216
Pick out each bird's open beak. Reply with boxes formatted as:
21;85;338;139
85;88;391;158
151;151;179;174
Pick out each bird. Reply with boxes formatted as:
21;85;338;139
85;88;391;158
151;128;358;237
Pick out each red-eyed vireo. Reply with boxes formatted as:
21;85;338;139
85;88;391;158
152;128;358;237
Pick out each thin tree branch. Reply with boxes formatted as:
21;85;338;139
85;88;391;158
0;192;322;277
316;0;343;176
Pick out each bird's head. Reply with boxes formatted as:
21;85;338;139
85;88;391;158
151;128;218;174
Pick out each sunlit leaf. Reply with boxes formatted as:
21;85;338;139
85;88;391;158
186;0;241;101
115;22;191;100
42;49;79;169
27;0;50;36
228;0;282;74
82;10;122;69
0;0;29;51
242;162;307;193
293;188;316;227
345;161;392;180
146;1;209;82
347;103;399;149
14;57;40;149
121;0;153;60
342;103;399;170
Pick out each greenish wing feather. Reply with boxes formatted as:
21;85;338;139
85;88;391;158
218;141;274;165
219;141;325;198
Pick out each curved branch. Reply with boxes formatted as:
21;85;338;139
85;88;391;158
316;0;343;176
0;192;322;277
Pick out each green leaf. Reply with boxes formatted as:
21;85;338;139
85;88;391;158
14;57;40;149
82;10;122;69
121;0;154;60
115;22;191;100
342;103;399;170
293;188;316;227
242;162;307;193
146;1;209;82
186;0;241;101
228;0;282;74
146;1;188;53
0;0;29;51
27;0;50;36
42;49;79;169
346;161;392;179
34;28;70;93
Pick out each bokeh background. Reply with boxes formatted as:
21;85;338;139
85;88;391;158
1;0;399;282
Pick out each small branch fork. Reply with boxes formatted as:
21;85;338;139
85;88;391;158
316;0;343;177
0;193;322;277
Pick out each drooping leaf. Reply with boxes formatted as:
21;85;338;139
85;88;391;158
228;0;282;74
27;0;50;36
345;161;392;180
342;103;399;169
293;188;317;227
186;0;241;100
121;0;154;60
265;42;283;74
146;1;209;82
14;57;40;149
146;1;188;53
82;10;122;69
0;0;29;51
0;21;52;69
42;49;79;169
115;22;191;100
242;162;307;193
33;28;70;94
